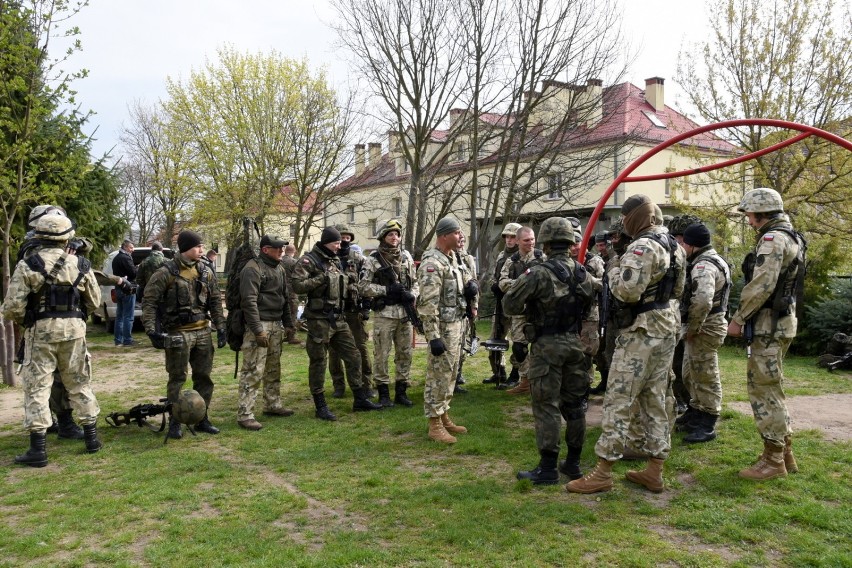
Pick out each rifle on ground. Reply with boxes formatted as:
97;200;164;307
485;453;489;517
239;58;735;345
827;351;852;372
105;398;195;444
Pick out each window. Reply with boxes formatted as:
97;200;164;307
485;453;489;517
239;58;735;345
289;223;296;238
392;197;402;217
664;168;674;199
347;205;355;223
547;173;562;199
642;110;666;128
368;218;377;237
451;141;467;163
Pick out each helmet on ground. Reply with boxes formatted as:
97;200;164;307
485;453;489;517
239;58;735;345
377;219;403;240
737;188;784;213
171;389;207;425
33;213;75;242
28;204;66;230
501;222;522;237
334;224;356;242
538;217;576;245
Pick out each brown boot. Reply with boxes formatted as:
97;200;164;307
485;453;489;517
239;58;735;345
625;457;665;493
428;417;457;444
784;436;798;473
441;413;467;434
238;418;264;431
565;458;614;494
739;441;787;480
506;376;530;395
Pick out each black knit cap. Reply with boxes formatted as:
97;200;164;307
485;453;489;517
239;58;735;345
320;226;342;244
177;230;203;253
683;223;711;247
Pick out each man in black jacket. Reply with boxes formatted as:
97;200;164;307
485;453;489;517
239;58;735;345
112;240;137;346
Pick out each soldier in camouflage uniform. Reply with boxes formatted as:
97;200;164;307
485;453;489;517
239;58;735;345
417;217;478;444
570;225;605;391
142;230;228;439
504;217;595;484
728;188;805;480
2;214;103;467
327;224;373;400
454;233;478;394
281;244;304;344
358;220;419;408
676;222;731;443
498;226;545;394
484;222;520;387
567;194;685;494
291;226;382;420
135;241;166;304
236;235;295;431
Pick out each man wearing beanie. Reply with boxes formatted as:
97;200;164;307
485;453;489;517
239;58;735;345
416;216;477;443
358;219;419;407
484;222;520;388
678;222;731;443
567;195;685;494
291;226;382;420
142;230;228;439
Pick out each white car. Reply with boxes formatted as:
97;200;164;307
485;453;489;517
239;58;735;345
92;247;173;331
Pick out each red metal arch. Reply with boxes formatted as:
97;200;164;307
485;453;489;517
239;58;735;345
578;118;852;263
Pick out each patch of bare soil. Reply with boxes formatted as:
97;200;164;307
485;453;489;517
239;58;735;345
727;394;852;442
648;524;741;564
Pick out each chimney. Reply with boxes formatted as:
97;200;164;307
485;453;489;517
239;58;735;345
645;77;665;112
585;78;603;127
354;144;365;176
368;142;382;168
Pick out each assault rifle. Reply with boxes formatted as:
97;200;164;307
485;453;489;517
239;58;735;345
599;273;610;340
464;302;479;355
827;351;852;372
484;285;509;352
375;257;424;334
744;318;754;359
105;398;196;444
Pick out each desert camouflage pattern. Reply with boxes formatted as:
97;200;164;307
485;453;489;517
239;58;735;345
457;249;477;366
737;187;784;214
372;315;413;386
358;249;419;320
238;321;286;421
487;248;515;373
747;335;794;446
580;253;605;358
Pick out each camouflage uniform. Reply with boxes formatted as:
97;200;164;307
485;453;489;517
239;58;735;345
499;248;546;382
280;254;300;332
682;246;730;415
237;252;293;422
580;253;605;371
136;249;166;302
595;225;686;461
487;245;517;380
417;247;471;418
142;255;226;407
2;245;101;433
456;249;478;379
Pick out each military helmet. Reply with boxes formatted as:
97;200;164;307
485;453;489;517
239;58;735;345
335;223;356;242
738;187;784;213
171;389;206;426
609;215;625;236
33;213;75;242
377;219;403;240
538;217;576;245
668;214;704;236
501;222;522;237
28;204;66;230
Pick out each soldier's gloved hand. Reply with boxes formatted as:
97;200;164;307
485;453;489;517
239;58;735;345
386;283;405;300
118;278;135;295
463;280;479;301
217;328;228;349
429;338;447;356
400;290;415;303
255;331;269;348
360;309;370;321
147;331;167;349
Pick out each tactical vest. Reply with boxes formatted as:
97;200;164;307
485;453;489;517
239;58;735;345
509;249;544;279
422;248;467;322
681;252;731;319
303;251;347;315
23;252;90;326
160;259;213;326
527;259;591;338
369;250;412;311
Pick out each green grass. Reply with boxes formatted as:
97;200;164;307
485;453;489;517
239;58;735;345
0;322;850;567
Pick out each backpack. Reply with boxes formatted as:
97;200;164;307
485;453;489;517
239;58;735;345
225;218;261;351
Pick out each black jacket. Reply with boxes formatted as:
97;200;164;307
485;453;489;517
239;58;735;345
112;249;137;281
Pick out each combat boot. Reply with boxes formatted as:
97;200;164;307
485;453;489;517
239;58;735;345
168;417;183;439
313;393;338;421
15;432;48;468
56;409;84;440
428;416;456;444
441;412;467;434
352;388;383;412
394;382;413;407
558;445;583;480
456;362;466;385
483;365;504;384
377;384;395;408
675;405;700;433
83;423;102;453
565;458;614;494
739;441;787;480
506;376;530;395
625;457;665;493
517;450;560;485
46;416;59;434
588;369;608;395
498;366;520;390
196;415;220;435
784;436;798;473
331;385;346;398
683;411;718;443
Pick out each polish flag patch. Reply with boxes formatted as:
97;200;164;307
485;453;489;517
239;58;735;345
633;249;644;256
763;235;775;241
426;265;436;272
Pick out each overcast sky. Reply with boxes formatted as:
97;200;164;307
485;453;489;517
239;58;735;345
62;0;712;160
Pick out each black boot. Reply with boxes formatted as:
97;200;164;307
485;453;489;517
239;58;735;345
196;415;220;435
168;417;184;439
498;366;519;390
684;411;718;443
313;393;338;421
353;388;383;412
559;445;584;480
377;384;395;408
46;416;59;434
57;410;84;440
456;362;466;385
394;382;413;407
453;379;468;394
15;432;48;468
516;450;560;486
675;405;700;433
83;423;102;453
331;384;346;399
589;369;608;395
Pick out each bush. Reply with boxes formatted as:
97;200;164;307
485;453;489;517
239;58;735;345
799;277;852;354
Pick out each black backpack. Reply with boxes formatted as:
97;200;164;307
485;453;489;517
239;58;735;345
225;218;261;352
